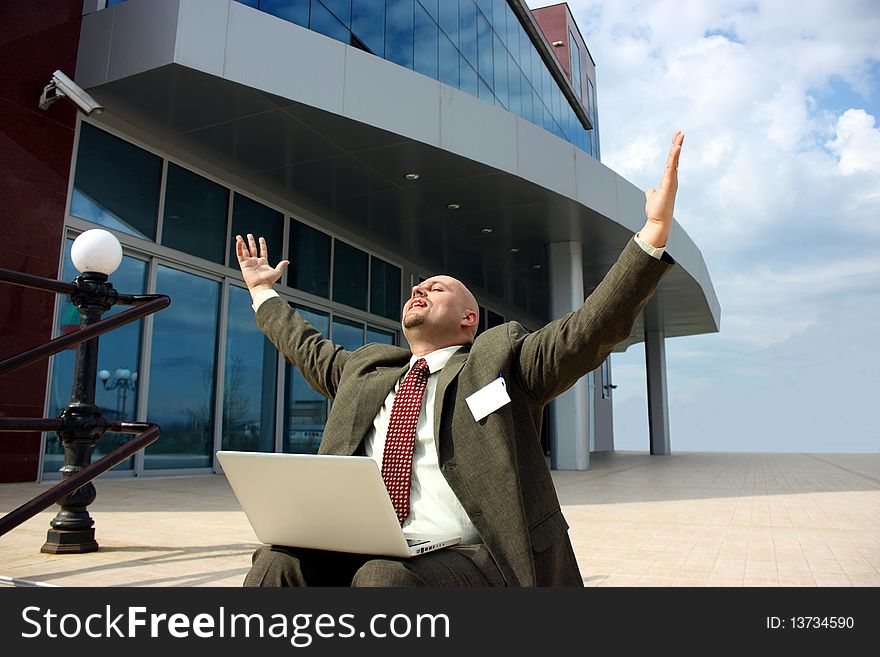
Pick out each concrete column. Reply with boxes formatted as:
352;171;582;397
644;297;671;455
547;241;590;470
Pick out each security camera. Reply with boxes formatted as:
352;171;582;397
39;69;104;116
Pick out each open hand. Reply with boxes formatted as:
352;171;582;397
235;234;289;294
640;130;684;248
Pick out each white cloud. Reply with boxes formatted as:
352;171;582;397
826;108;880;175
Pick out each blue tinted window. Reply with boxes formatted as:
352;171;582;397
458;0;477;67
162;163;229;264
476;11;492;86
521;28;533;82
569;30;582;99
333;316;365;351
438;31;459;87
352;0;385;55
284;305;329;454
332;240;368;310
147;266;220;470
260;0;309;27
530;46;540;86
320;0;351;26
520;75;533;123
507;54;520;115
478;76;493;103
72;123;161;241
507;6;520;59
414;2;439;79
310;0;349;43
370;257;401;320
223;285;277;452
229;194;283;268
493;33;507;108
289;219;331;298
492;0;507;42
385;0;414;68
552;86;561;128
438;0;457;45
418;0;437;22
460;55;478;96
367;327;395;345
476;0;492;21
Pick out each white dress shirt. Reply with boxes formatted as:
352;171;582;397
364;345;480;542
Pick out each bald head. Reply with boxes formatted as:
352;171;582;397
401;275;479;355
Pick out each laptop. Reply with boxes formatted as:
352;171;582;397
217;451;461;558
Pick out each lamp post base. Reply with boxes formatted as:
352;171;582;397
41;528;99;554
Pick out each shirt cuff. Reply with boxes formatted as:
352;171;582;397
251;288;280;313
633;233;666;259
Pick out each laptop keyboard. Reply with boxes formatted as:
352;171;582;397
406;538;429;547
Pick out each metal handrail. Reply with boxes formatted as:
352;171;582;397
0;262;170;551
0;423;160;537
0;295;169;377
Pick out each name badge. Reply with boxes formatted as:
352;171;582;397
465;376;511;422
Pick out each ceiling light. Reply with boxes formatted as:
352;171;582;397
404;173;420;181
530;264;542;270
509;248;521;253
447;203;461;210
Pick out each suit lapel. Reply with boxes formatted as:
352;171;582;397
433;347;469;445
343;363;410;455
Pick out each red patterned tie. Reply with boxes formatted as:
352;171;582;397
381;358;431;524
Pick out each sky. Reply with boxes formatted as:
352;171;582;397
557;0;880;452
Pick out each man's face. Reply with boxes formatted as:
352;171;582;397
401;275;476;342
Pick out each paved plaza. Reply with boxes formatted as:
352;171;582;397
2;451;878;587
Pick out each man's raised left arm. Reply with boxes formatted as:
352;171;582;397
514;131;684;404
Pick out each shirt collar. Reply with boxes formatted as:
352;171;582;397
409;345;464;374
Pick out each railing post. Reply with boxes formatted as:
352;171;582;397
42;271;116;554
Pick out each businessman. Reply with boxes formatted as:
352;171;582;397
236;132;685;587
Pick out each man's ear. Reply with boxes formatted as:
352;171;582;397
461;309;478;329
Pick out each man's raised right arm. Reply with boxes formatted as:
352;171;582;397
235;234;348;400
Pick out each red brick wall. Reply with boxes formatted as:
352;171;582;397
531;4;571;79
0;1;83;482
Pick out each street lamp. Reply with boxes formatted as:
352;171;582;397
98;368;137;417
43;228;124;554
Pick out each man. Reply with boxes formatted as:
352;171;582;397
236;132;685;587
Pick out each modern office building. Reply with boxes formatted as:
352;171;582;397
0;0;719;483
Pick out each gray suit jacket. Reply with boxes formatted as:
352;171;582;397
255;238;674;586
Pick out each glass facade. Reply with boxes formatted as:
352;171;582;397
289;219;331;298
229;0;598;156
100;0;601;152
223;285;278;452
332;240;369;311
284;305;329;454
569;30;581;101
45;123;402;476
162;163;229;264
146;265;220;470
71;122;162;240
